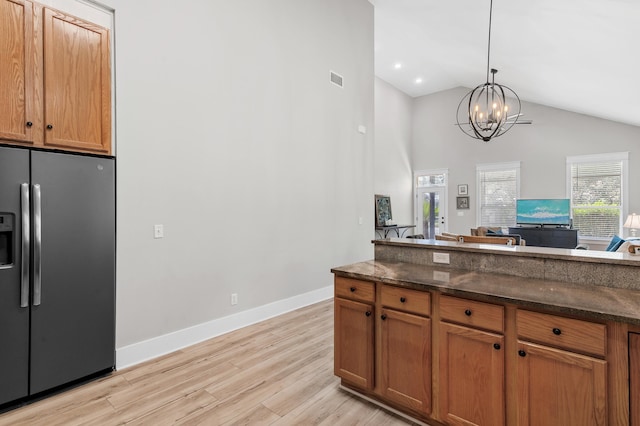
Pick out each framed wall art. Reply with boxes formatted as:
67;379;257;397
458;184;468;195
456;196;469;210
375;195;392;227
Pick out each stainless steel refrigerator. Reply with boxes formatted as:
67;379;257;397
0;145;115;406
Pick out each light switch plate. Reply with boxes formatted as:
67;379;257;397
154;224;164;239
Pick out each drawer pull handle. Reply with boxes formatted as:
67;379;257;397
400;297;406;303
464;309;472;316
26;121;33;127
518;350;527;357
493;343;501;350
46;124;53;130
552;328;562;335
381;314;387;321
365;311;372;317
349;287;356;292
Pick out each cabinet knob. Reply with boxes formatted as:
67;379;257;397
400;297;406;303
365;311;371;317
518;350;527;357
493;343;501;350
552;328;562;335
349;287;356;292
46;124;53;130
464;309;472;316
26;121;33;127
381;314;387;321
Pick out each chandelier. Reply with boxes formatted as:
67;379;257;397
456;0;523;142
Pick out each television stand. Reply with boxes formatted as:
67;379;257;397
508;226;578;249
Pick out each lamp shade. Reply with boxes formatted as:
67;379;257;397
624;213;640;230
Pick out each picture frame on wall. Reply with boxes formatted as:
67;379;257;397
458;184;468;195
456;196;469;210
375;194;392;227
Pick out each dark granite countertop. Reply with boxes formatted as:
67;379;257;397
374;238;640;266
332;259;640;325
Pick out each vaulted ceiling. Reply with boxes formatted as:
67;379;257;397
371;0;640;126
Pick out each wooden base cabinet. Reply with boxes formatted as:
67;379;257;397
516;341;607;425
438;295;505;426
380;308;431;415
334;277;375;390
439;322;504;426
516;309;608;426
631;332;640;426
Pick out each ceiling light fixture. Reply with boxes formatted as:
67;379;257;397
415;77;423;84
456;0;523;142
394;63;402;69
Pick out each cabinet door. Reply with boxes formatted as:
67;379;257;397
0;0;42;145
334;297;374;390
380;308;431;414
440;322;504;426
631;333;640;426
516;341;607;426
43;7;111;154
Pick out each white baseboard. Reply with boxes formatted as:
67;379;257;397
116;285;333;370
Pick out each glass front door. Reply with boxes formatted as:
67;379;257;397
417;188;446;239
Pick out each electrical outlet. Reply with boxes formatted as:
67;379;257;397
154;224;164;239
231;293;238;305
433;252;450;264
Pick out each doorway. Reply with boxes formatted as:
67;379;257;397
414;170;448;239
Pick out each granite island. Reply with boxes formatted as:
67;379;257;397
331;238;640;426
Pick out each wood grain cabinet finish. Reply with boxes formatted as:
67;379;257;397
631;332;640;426
42;8;110;154
516;310;608;426
0;0;41;145
516;340;607;426
440;295;504;333
439;304;505;425
0;0;111;154
380;306;431;415
335;276;374;303
380;285;430;316
334;297;374;390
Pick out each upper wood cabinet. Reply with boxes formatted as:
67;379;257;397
0;0;111;154
0;0;41;145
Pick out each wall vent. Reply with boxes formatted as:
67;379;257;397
330;71;344;88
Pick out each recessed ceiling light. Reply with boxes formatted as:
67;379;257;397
415;78;423;84
394;63;402;69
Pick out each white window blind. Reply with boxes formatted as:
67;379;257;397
567;153;628;239
476;162;520;228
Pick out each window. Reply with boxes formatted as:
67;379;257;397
566;152;629;239
476;162;520;228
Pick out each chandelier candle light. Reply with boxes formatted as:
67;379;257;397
456;0;525;142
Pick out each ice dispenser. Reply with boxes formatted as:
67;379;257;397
0;213;14;266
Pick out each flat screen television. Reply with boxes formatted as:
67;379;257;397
515;199;571;226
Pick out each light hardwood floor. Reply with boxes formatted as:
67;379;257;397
0;299;415;425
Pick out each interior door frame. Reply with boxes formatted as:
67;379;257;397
414;169;448;238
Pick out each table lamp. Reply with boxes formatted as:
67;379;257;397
624;213;640;237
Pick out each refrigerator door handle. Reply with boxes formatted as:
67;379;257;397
33;184;42;306
20;183;30;308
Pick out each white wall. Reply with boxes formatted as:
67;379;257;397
374;77;413;226
100;0;373;365
411;87;640;237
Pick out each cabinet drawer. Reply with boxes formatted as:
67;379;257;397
380;285;430;316
335;276;375;303
440;295;504;333
516;310;606;357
